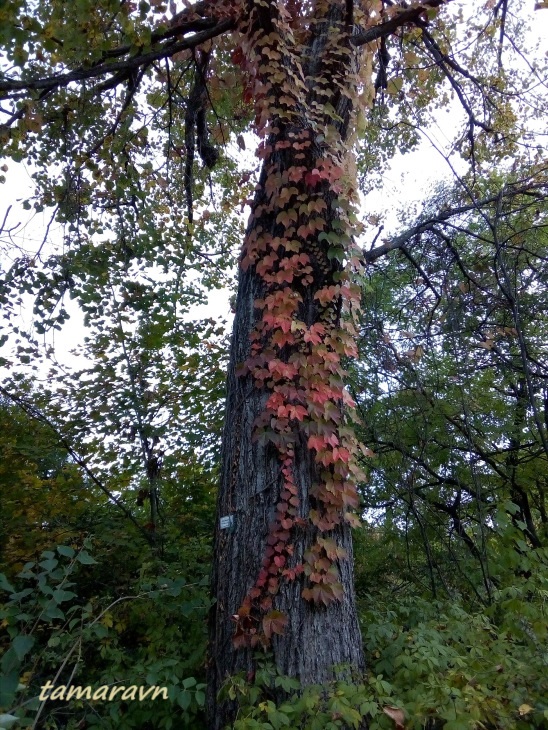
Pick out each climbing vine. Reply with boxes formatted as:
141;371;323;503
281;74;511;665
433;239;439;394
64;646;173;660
228;0;380;649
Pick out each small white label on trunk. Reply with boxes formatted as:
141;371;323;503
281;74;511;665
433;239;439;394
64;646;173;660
220;515;234;530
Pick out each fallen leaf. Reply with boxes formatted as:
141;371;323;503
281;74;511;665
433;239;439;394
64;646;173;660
383;706;405;729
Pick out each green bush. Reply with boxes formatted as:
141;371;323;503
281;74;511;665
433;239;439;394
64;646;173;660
0;540;211;729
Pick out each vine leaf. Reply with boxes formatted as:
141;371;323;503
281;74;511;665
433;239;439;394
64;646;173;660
262;610;288;640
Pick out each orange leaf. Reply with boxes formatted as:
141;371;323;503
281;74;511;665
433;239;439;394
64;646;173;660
262;610;288;639
344;512;362;528
303;583;337;606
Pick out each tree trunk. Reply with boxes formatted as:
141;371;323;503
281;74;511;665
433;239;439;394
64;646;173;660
207;3;370;727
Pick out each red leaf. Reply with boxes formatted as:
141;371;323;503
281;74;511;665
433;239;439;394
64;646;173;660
304;168;324;187
333;446;350;463
308;434;326;451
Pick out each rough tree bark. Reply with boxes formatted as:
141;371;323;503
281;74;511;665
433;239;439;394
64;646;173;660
207;2;370;726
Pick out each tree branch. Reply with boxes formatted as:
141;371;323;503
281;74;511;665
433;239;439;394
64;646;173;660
351;0;452;47
363;181;548;264
0;19;234;99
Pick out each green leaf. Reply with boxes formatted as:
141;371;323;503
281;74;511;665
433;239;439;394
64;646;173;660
0;575;15;594
0;672;19;709
9;588;33;602
327;247;345;263
0;714;19;729
12;635;35;661
76;551;97;565
52;589;77;603
178;690;191;710
386;77;403;94
57;545;76;558
39;558;58;572
1;648;18;675
43;604;65;620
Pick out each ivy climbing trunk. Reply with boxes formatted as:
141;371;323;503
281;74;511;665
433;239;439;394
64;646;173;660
208;2;373;727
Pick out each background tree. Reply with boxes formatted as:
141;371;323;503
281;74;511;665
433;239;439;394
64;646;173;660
355;166;548;597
